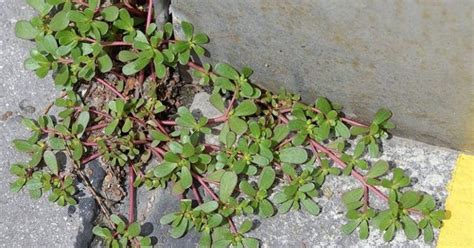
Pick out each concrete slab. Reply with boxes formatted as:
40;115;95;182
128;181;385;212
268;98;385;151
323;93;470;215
170;0;474;152
0;1;85;247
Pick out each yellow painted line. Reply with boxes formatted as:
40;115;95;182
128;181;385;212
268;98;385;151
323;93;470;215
437;154;474;248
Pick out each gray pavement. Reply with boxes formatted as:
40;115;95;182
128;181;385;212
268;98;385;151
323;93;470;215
0;1;82;247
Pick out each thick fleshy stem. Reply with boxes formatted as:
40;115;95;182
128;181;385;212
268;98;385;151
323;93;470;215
193;173;238;234
224;89;239;117
95;77;128;100
81;152;102;164
145;0;153;30
162;114;228;126
80;37;132;47
363;186;369;211
129;162;136;223
191;183;203;204
86;122;108;131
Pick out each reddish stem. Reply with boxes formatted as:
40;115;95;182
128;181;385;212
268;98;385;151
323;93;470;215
95;77;128;100
145;0;153;30
363;186;369;211
148;146;163;160
102;41;132;47
82;141;98;147
129;162;136;223
191;183;203;204
192;173;219;201
162;114;228;126
187;61;210;75
276;136;293;149
224;89;238;117
80;38;131;47
308;139;388;201
81;152;101;164
86;122;108;131
192;173;237;233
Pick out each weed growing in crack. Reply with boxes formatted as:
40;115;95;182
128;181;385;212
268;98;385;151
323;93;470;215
12;0;445;247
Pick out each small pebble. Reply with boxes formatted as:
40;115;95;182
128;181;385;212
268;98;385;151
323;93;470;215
0;111;13;121
19;99;36;113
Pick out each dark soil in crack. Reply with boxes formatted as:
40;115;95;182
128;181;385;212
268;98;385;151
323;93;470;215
73;65;203;247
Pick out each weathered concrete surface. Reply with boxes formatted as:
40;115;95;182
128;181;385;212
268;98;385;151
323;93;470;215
171;0;474;152
181;92;459;247
0;1;87;247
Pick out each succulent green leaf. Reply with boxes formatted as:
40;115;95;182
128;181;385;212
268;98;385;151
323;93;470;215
243;238;259;248
15;21;39;40
272;124;289;143
259;199;274;217
258;167;275;190
43;151;59;175
383;224;396;242
342;220;360;235
97;54;113;73
423;225;434;243
368;142;379;158
351;126;369;136
176;107;196;128
233;100;257;117
12;139;36;153
127;222;141;237
50;11;69;31
373;108;392;124
359;220;369;239
194;201;219;213
171;218;188;238
366;160;389;178
401;216;420;240
302;198;320;216
150;129;168;141
239;219;253;234
154;162;177;177
214;63;239;80
76;111;90;137
219;171;237;202
181;21;194;39
104;119;119;135
315;97;332;114
335;121;351;138
199;231;211;248
118;50;138;62
239;181;256;197
342;188;364;205
228;116;247;135
400;191;422;209
209;93;225;113
92;226;112;238
160;213;177;225
180;166;192;189
193;33;209;44
279;147;307;164
102;6;119;21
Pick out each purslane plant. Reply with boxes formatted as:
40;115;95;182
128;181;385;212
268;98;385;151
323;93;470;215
12;0;445;247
